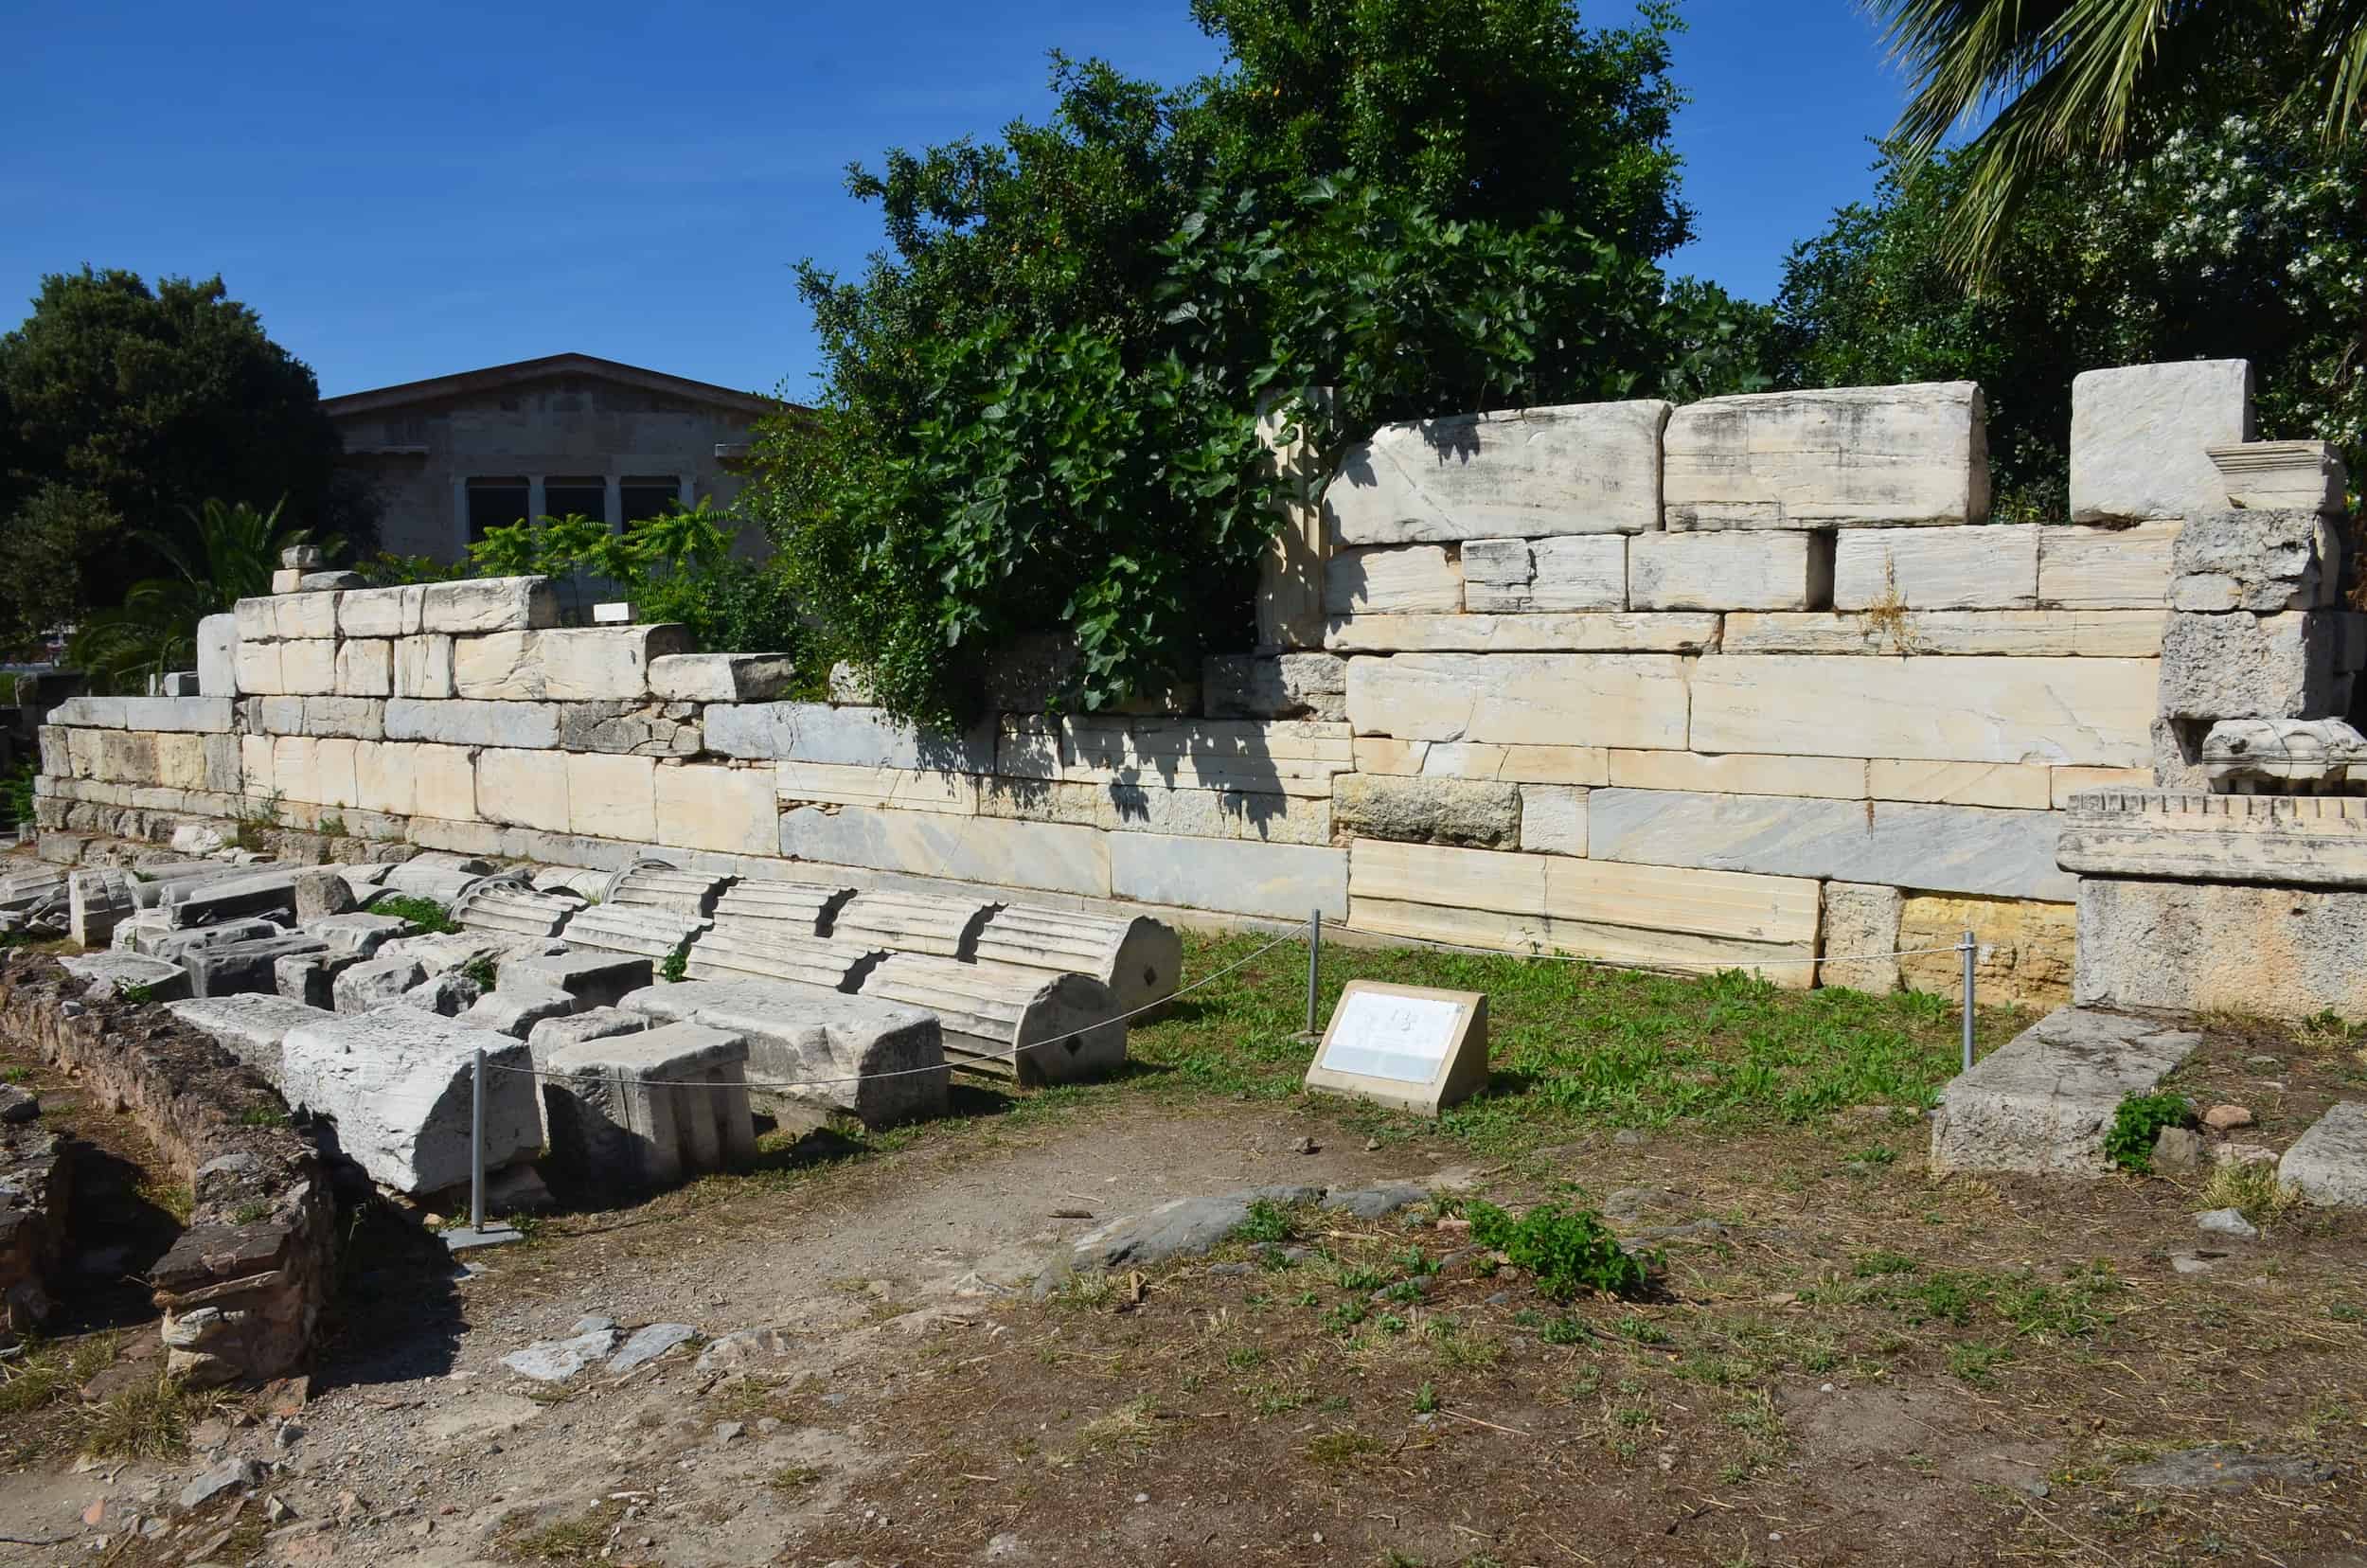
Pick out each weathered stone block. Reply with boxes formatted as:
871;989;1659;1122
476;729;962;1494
1690;654;2156;766
1585;789;2074;900
1332;774;1519;847
1460;536;1627;613
502;950;656;1009
972;904;1183;1016
197;615;237;698
2074;877;2367;1017
185;935;332;998
2071;360;2252;524
1722;608;2164;657
57;951;191;1000
2279;1103;2367;1208
336;584;425;639
1833;525;2038;610
477;748;571;834
1819;882;1902;993
542;624;698;701
777;760;978;815
1345;652;1688;749
2035;520;2180;611
393;634;454;700
165;993;324;1085
413;743;479;822
331;640;392;698
68;868;137;947
654;764;776;856
1324;400;1669;544
648;652;797;704
1325;612;1720;653
2210;439;2347;515
565;752;657;841
1664;382;1987;529
1202;652;1348;722
1899;893;2073;1008
1867;758;2052;811
704;702;993;771
1628;530;1832;611
1109;831;1347;918
1606;749;1865;799
779;806;1111;898
2167;508;2340;613
543;1022;756;1188
280;1010;542;1193
276;640;335;697
1929;1007;2201;1174
1322;544;1462;615
1517;784;1587;856
624;978;946;1126
2158;611;2342;722
384;698;560;750
418;576;558;634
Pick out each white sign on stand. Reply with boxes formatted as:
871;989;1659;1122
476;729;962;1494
1304;980;1488;1114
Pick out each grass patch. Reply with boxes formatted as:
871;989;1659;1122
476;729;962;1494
367;893;459;934
1234;1198;1302;1244
80;1373;205;1459
238;1103;289;1128
0;1335;116;1417
138;1180;194;1225
2199;1159;2302;1228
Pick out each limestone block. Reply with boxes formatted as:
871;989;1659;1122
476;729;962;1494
2279;1102;2367;1207
1929;1007;2202;1174
2210;439;2347;515
1833;525;2038;611
57;951;192;1001
418;576;559;635
1587;788;2073;900
1051;718;1350;799
294;866;357;922
165;994;323;1087
1353;738;1610;786
296;696;384;741
300;570;363;591
1457;534;1624;613
452;632;543;700
2158;611;2342;722
540;625;698;701
1628;530;1833;612
778;805;1112;898
776;760;978;815
1722;608;2164;657
704;702;994;772
276;640;335;698
305;912;415;960
462;983;580;1040
1345;652;1688;749
413;743;479;822
1867;758;2052;811
526;1007;649;1062
2167;508;2340;613
623;978;947;1125
1325;612;1719;653
503;950;656;1009
152;733;210;793
1322;544;1462;615
558;700;703;757
565;752;657;842
1109;832;1345;919
279;1010;542;1193
2071;360;2253;524
184;934;332;999
1323;400;1669;544
1664;383;1987;530
2075;877;2367;1016
972;905;1183;1015
543;1022;756;1188
859;955;1125;1085
1690;654;2156;766
1898;893;2073;1008
1819;882;1902;993
648;652;797;704
384;698;560;750
1518;784;1587;856
477;748;572;834
2034;521;2180;611
233;640;281;696
1202;652;1349;722
68;868;138;947
1332;774;1519;848
332;639;391;698
1607;749;1866;799
393;634;455;700
336;585;424;639
655;764;776;856
197;615;237;698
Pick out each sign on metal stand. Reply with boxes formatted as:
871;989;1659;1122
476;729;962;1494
443;1043;525;1254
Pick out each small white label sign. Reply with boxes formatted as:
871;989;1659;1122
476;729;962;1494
1317;990;1467;1085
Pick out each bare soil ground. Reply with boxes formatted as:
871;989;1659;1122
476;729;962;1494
0;935;2361;1568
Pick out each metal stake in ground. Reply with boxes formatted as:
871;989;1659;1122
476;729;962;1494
1959;927;1977;1073
444;1043;524;1253
1304;907;1323;1039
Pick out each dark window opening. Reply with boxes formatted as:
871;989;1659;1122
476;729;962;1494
620;476;680;525
543;479;607;526
466;478;529;543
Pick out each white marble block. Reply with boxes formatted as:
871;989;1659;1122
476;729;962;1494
1323;400;1669;543
1663;382;1988;529
1832;525;2038;610
1322;544;1463;615
1461;536;1627;612
1628;530;1833;611
2070;360;2253;524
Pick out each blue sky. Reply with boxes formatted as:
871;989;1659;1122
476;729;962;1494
0;1;1910;401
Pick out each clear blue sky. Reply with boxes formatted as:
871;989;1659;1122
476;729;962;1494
0;1;1909;401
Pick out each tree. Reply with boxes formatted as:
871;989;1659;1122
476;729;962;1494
0;269;362;651
1774;118;2367;517
68;498;305;692
1866;0;2367;272
749;0;1764;723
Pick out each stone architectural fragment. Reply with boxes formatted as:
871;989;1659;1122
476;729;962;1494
68;868;137;947
2209;439;2347;515
648;652;796;703
1929;1007;2201;1173
831;890;995;959
2158;611;2342;722
197;615;237;698
2279;1102;2367;1207
557;903;706;963
1517;784;1587;856
1107;832;1347;919
685;926;880;989
1628;530;1833;611
1664;382;1987;529
858;953;1126;1085
710;876;854;935
1202;652;1348;722
2074;876;2367;1016
2200;717;2367;791
2167;508;2340;613
1323;400;1669;543
279;1010;542;1193
502;950;657;1008
384;698;560;749
542;1022;756;1190
1819;882;1903;993
418;576;559;634
1324;612;1719;653
970;905;1182;1015
165;994;324;1086
2070;360;2253;524
623;978;946;1124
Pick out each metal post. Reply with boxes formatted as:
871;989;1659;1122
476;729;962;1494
471;1045;487;1233
1959;928;1977;1072
1306;907;1323;1036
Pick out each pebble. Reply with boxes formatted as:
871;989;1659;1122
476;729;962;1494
1133;1492;1149;1505
2196;1207;2260;1240
2202;1104;2254;1132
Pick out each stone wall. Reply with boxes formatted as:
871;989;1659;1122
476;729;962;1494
37;362;2336;1005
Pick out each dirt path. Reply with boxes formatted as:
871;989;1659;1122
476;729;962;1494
0;1096;1457;1567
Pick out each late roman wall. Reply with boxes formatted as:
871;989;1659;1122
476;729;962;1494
38;361;2337;1007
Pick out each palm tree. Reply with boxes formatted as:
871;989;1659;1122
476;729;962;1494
69;498;314;692
1868;0;2367;273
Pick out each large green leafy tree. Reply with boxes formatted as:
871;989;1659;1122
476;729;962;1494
0;268;360;653
749;0;1766;724
1775;117;2367;519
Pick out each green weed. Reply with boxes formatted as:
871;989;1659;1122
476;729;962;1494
2104;1092;2195;1175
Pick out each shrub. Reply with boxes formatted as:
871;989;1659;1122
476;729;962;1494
2104;1093;2196;1175
367;893;459;935
1464;1200;1653;1300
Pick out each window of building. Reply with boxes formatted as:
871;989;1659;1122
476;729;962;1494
543;478;607;526
466;477;529;543
620;475;681;525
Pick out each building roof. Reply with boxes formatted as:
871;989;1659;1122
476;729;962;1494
319;352;787;419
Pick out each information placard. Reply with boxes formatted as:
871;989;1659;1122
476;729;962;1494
1304;980;1489;1114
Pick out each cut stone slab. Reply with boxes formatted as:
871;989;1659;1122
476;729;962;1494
1820;882;1904;994
2209;439;2346;515
498;951;654;1009
2075;875;2367;1016
971;905;1183;1016
608;1323;698;1374
2158;611;2343;722
68;868;138;948
501;1325;618;1383
1202;651;1349;722
1832;525;2038;611
1345;651;1689;750
1664;383;1987;529
2071;360;2253;524
279;1010;541;1194
303;912;417;960
292;868;357;923
1322;544;1462;615
1321;400;1669;543
399;970;485;1017
1332;774;1521;849
621;979;946;1127
57;951;191;1002
1460;535;1627;613
553;903;705;964
542;1022;756;1190
167;870;298;928
1628;530;1833;612
165;994;324;1087
186;935;332;999
332;955;427;1014
418;576;559;635
1929;1007;2204;1175
462;983;579;1040
139;918;287;964
857;954;1126;1086
2278;1101;2367;1207
649;651;796;704
276;949;361;1010
526;1007;649;1062
1033;1185;1327;1296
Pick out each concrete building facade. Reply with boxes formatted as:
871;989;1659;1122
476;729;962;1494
321;353;780;563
